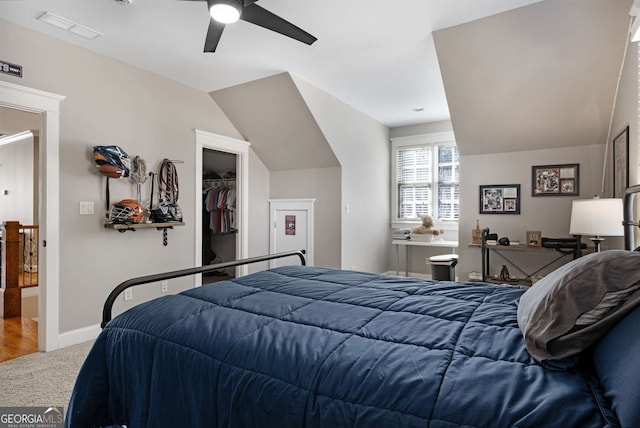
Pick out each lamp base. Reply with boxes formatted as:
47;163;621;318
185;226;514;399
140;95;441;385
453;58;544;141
590;236;604;252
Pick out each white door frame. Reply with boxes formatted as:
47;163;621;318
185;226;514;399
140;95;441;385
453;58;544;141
269;199;315;267
0;80;64;352
194;130;250;284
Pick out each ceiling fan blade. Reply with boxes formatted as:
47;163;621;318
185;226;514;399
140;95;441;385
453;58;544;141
240;3;317;46
204;18;225;52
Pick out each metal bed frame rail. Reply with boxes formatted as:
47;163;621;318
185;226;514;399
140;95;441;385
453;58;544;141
623;184;640;250
102;250;306;328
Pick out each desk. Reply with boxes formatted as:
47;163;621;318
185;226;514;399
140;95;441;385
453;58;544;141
470;239;588;286
392;239;459;276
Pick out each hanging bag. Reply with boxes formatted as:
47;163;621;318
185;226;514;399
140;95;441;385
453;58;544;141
150;159;182;222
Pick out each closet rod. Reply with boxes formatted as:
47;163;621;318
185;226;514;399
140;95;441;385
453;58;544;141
203;178;235;192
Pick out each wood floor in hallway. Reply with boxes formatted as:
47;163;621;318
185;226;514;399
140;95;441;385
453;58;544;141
0;317;38;363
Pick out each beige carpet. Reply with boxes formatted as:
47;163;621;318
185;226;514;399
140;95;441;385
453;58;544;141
0;340;93;408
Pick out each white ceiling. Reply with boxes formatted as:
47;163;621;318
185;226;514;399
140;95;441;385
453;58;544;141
0;0;543;128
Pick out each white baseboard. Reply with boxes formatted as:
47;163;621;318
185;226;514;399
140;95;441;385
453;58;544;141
58;324;101;348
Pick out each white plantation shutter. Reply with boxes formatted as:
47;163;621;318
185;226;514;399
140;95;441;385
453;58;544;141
437;146;459;221
397;146;432;219
393;135;459;223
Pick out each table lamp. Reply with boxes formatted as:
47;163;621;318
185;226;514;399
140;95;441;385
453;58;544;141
569;197;624;252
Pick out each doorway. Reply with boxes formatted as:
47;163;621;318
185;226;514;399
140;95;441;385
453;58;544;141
269;199;315;268
0;122;38;317
0;124;38;361
194;129;249;284
202;148;237;283
0;80;64;352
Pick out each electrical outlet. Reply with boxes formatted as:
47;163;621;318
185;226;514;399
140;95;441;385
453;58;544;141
161;281;169;293
124;288;133;301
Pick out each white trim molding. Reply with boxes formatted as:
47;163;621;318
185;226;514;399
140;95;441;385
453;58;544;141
58;324;101;348
0;80;65;352
268;198;315;268
194;130;250;284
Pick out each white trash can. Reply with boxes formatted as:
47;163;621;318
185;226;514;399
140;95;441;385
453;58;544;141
428;254;459;281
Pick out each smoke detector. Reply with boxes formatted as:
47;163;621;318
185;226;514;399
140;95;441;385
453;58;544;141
114;0;132;5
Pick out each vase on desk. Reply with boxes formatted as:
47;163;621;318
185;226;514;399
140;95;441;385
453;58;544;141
472;219;482;244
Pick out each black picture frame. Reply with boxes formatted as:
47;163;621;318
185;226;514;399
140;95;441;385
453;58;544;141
613;126;629;198
531;163;579;196
479;184;521;214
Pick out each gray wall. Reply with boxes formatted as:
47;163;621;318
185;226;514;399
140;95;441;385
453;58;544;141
0;18;246;333
610;41;639;246
293;77;390;273
213;72;391;273
270;167;342;269
458;144;608;281
210;73;344;271
247;149;271;273
0;17;392;337
387;121;625;280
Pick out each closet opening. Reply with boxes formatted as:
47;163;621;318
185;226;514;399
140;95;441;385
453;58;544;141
202;148;237;284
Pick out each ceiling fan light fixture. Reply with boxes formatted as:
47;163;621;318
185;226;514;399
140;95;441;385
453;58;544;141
209;0;242;24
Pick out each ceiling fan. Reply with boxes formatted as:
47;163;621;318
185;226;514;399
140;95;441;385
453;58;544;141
184;0;318;53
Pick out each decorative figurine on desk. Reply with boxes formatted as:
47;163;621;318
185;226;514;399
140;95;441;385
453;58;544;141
472;219;482;244
411;215;444;241
499;265;511;281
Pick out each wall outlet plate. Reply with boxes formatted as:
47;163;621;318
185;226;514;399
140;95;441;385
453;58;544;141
161;281;169;293
124;288;132;301
80;201;94;215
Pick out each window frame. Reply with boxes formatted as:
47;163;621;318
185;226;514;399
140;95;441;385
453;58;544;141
391;131;459;230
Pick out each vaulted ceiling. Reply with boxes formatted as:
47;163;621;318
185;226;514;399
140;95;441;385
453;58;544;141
0;0;633;161
434;0;632;155
0;0;542;128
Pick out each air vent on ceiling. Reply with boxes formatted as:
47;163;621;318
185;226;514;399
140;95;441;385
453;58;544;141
37;11;102;40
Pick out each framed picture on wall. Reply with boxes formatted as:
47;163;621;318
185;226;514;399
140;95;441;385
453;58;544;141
613;126;629;198
526;230;542;247
479;184;521;214
531;163;579;196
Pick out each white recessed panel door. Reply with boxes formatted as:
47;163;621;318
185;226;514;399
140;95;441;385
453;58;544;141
269;199;314;268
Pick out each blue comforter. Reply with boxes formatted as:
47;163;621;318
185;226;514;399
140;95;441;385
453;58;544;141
66;266;616;427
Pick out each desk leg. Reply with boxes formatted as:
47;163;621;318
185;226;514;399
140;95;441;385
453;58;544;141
395;244;400;276
405;245;409;277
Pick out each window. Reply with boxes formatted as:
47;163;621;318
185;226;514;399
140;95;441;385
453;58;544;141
391;132;459;224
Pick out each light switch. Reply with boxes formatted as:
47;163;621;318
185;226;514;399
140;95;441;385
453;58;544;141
80;201;94;215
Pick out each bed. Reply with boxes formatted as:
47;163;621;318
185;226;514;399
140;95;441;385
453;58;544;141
66;192;640;428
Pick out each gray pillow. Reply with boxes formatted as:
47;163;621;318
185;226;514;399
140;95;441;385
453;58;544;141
517;250;640;361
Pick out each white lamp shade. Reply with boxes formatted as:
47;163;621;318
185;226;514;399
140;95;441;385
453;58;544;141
569;198;624;236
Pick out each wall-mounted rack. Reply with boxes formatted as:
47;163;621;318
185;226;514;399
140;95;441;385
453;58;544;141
105;221;184;246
